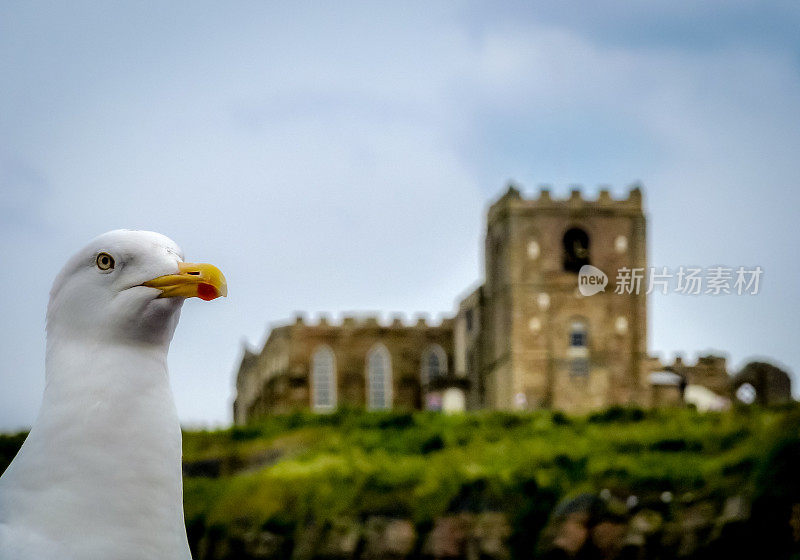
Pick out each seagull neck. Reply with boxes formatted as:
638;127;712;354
44;335;172;388
8;335;185;515
31;335;180;480
39;335;182;455
39;338;180;451
1;336;190;557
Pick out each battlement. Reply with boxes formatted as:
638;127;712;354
669;353;728;370
289;312;455;330
489;182;643;218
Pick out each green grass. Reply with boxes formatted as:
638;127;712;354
178;405;800;542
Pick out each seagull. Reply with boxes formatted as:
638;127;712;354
0;230;227;560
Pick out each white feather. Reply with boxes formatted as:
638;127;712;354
0;230;194;560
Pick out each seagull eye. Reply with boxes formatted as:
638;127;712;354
96;252;115;271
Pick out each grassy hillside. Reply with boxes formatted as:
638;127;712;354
179;405;800;557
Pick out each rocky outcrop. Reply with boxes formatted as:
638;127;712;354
190;513;511;560
421;513;510;559
536;492;771;559
187;490;800;560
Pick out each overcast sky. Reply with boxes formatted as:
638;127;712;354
1;1;799;430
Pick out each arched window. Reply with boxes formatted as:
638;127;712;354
563;227;590;273
311;345;336;411
366;344;392;410
421;344;448;385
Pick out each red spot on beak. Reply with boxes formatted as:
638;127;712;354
197;283;219;301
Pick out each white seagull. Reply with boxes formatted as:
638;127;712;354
0;230;227;560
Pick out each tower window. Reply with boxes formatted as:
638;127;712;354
568;320;589;377
614;235;628;254
570;331;587;347
465;309;474;332
563;227;590;273
571;358;589;377
527;239;540;259
569;321;588;347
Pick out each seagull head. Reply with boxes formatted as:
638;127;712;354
46;230;227;346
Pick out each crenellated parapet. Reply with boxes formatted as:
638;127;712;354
665;354;728;373
488;182;644;220
283;312;455;331
655;353;731;397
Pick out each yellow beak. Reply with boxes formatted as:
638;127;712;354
142;262;228;301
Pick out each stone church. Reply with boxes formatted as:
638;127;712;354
233;185;787;423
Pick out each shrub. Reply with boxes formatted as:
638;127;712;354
588;406;646;423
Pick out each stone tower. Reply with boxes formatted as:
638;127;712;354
461;185;648;412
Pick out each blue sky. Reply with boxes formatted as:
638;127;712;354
1;1;799;429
